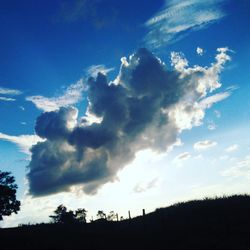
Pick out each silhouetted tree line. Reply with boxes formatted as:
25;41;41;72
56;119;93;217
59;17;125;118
49;205;119;224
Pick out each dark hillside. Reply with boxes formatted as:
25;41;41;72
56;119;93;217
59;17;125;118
1;195;250;250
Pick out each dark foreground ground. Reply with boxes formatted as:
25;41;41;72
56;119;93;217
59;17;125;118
1;195;250;250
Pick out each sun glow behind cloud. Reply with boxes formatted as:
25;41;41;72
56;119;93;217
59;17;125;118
0;47;232;200
13;48;232;199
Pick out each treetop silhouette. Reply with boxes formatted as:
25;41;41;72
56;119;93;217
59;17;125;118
0;171;20;220
49;205;87;224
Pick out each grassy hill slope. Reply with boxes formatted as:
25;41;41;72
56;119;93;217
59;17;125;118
1;195;250;250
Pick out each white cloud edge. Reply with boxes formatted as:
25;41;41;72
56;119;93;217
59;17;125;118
85;64;114;78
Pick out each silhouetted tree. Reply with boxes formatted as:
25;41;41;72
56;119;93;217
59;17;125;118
0;171;20;220
75;208;87;223
49;205;75;224
107;211;116;221
97;210;106;220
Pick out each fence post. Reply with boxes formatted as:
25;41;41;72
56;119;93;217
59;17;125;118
142;209;146;217
128;210;131;219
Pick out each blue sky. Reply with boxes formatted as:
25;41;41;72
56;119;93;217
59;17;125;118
0;0;250;227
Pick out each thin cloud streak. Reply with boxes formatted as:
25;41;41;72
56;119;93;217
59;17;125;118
0;97;16;102
86;64;114;78
221;155;250;179
199;91;231;109
175;152;191;161
0;132;44;155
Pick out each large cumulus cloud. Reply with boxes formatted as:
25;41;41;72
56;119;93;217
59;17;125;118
27;48;231;196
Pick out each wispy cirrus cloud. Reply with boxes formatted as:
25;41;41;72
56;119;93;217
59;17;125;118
55;0;117;29
221;155;250;179
133;178;158;193
194;140;217;150
144;0;227;49
0;132;44;155
26;80;85;112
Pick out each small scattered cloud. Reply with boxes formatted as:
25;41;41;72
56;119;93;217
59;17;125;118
86;64;114;78
144;0;227;49
21;122;27;125
207;121;217;130
0;132;44;155
196;47;204;56
225;144;239;153
0;86;22;96
19;106;25;111
194;140;217;150
26;80;85;112
214;110;221;118
0;86;22;102
133;178;158;193
174;152;191;161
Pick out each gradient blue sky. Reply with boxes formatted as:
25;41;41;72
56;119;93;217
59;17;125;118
0;0;250;227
